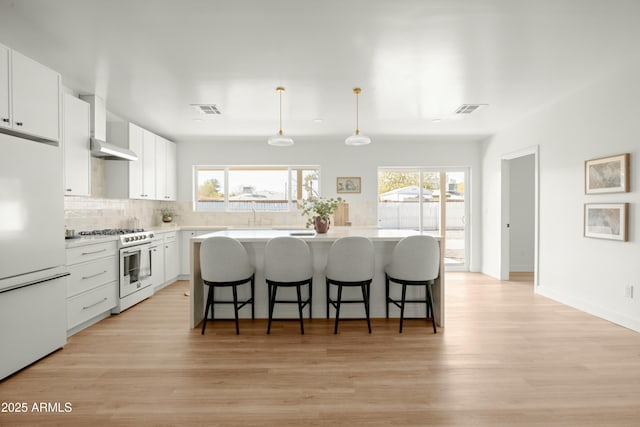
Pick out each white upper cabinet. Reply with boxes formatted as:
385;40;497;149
166;139;177;200
0;43;60;143
106;121;173;200
128;123;145;199
142;128;156;199
63;94;91;196
155;135;177;201
0;44;9;131
9;50;60;142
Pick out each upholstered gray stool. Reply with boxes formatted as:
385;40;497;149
385;235;439;333
200;236;255;335
325;236;375;334
264;236;313;334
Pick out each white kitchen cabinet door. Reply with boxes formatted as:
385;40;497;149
10;50;60;142
63;94;91;196
128;123;145;199
154;135;177;201
142;128;156;199
166;140;177;200
155;135;167;199
165;235;179;282
180;231;207;276
151;241;165;288
0;44;9;130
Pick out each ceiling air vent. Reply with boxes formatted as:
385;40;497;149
454;104;487;114
191;104;222;115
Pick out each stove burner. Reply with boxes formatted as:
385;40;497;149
79;228;145;236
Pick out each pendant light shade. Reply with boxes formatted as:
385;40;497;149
268;87;294;147
345;87;371;146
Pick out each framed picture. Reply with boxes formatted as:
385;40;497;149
585;153;630;194
337;177;361;194
584;203;628;241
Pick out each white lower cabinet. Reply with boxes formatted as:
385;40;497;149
180;230;207;277
67;282;117;330
150;238;165;289
164;232;179;283
65;240;118;335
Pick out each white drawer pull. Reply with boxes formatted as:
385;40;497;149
82;297;108;310
81;248;107;256
81;270;107;280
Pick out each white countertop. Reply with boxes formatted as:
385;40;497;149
194;227;441;243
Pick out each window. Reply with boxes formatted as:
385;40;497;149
378;167;469;270
194;166;319;212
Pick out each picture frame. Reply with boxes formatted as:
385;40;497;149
336;177;361;194
585;153;630;194
584;203;628;241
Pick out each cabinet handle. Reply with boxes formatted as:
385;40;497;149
81;270;107;280
81;248;107;256
82;297;108;310
1;118;8;123
15;121;23;126
66;188;72;192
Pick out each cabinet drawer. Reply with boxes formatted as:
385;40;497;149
164;232;177;243
67;281;117;330
67;256;117;297
66;240;117;265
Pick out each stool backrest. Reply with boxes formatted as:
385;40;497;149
200;236;254;282
326;236;374;282
388;235;440;281
264;236;313;282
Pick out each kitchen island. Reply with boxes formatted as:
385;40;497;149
189;228;444;329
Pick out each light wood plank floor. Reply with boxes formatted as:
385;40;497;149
2;273;640;426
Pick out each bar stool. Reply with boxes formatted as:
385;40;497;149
325;236;375;334
385;235;439;333
200;236;255;335
264;237;313;334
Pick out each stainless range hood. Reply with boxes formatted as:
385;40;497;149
80;95;138;161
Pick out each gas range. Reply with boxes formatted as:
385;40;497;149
79;229;156;248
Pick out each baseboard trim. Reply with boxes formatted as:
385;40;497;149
536;286;640;333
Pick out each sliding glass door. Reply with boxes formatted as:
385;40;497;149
378;167;469;271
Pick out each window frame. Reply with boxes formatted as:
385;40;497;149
193;165;321;212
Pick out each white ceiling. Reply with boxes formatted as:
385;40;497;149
1;0;639;142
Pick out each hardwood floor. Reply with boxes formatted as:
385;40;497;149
2;273;640;426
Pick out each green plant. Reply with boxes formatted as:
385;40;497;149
160;208;175;218
301;197;342;228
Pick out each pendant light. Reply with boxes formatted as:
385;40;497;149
267;87;294;146
345;87;371;146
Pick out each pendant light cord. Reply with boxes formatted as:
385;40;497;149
279;89;283;135
355;91;359;135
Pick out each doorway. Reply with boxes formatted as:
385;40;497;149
500;147;539;286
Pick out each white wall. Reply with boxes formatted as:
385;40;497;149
509;154;535;272
176;136;483;271
481;62;640;331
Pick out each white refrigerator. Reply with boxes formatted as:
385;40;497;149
0;132;68;380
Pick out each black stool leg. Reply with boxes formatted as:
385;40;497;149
296;284;304;335
362;283;371;334
399;283;407;333
251;275;255;320
202;285;213;335
385;274;390;319
326;279;330;319
232;284;240;335
308;279;313;319
334;284;343;334
427;282;437;334
267;284;277;334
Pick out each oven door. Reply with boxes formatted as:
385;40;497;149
119;244;152;298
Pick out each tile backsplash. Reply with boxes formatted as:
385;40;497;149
64;158;377;231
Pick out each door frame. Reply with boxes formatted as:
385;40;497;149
500;146;539;287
